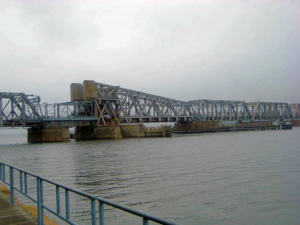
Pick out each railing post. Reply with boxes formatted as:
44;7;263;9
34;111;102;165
40;179;44;225
20;171;23;192
99;201;104;225
24;173;28;194
9;166;15;204
143;218;149;225
37;177;44;225
0;163;2;180
91;198;96;225
56;186;60;215
3;165;5;182
37;177;41;224
65;189;70;221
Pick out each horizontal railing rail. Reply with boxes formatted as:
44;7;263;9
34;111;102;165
0;162;177;225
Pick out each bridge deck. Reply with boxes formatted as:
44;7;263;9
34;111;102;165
0;191;37;225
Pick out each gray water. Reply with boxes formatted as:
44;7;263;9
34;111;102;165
0;127;299;225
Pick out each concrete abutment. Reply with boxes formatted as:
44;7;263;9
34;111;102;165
28;127;71;143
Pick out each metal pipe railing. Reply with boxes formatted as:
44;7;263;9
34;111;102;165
0;162;177;225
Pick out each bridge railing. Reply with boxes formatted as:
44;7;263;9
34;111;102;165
0;162;176;225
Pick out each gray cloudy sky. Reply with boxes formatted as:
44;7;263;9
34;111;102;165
1;0;299;104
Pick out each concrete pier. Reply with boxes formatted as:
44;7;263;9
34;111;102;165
292;120;300;126
74;124;172;140
120;124;172;138
144;126;172;137
75;125;122;140
120;124;146;138
28;127;71;143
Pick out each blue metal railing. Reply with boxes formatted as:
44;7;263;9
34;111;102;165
0;162;177;225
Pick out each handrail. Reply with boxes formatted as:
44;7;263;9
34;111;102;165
0;162;177;225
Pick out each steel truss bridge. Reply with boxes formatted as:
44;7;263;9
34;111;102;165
0;82;299;127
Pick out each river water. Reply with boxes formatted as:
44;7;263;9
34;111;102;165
0;127;299;225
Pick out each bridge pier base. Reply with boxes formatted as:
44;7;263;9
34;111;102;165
28;127;71;143
75;125;122;140
120;124;146;138
292;120;300;126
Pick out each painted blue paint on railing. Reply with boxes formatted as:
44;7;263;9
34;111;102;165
0;162;177;225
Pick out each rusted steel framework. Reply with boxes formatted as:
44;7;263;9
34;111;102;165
96;82;192;123
289;104;300;120
247;102;292;121
0;92;43;126
186;100;252;121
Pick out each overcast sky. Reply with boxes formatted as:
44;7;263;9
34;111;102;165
1;0;299;104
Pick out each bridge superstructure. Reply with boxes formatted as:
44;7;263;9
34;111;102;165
0;92;43;127
95;82;192;123
186;100;252;121
247;102;292;121
0;81;298;128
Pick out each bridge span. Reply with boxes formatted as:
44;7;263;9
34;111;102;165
0;80;299;142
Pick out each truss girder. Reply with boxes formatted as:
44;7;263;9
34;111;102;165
38;100;300;123
186;100;252;121
1;89;298;127
0;92;43;126
247;102;292;120
95;83;192;122
43;100;97;119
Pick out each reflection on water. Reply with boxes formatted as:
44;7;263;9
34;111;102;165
0;127;300;224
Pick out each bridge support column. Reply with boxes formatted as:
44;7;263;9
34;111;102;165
75;125;122;140
28;127;71;143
